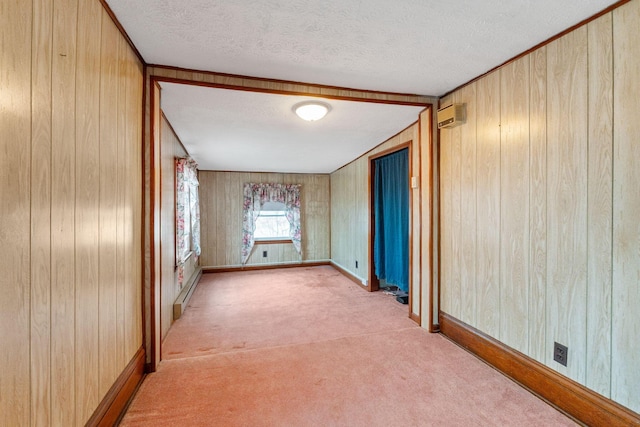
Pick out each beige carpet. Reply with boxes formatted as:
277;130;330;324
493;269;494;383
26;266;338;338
120;266;577;426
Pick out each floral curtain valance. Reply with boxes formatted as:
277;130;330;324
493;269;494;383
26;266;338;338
242;183;301;264
176;157;201;287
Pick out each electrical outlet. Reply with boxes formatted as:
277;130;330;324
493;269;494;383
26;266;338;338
262;250;267;258
355;261;358;269
554;342;568;366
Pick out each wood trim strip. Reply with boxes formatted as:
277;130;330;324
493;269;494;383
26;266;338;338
140;63;149;368
368;141;411;162
410;312;421;324
367;152;377;292
420;107;439;333
438;312;640;427
334;120;422;173
152;75;430;107
203;261;331;274
98;0;145;64
149;64;433;100
432;125;442;332
86;347;146;427
160;111;190;157
418;112;424;326
148;80;161;372
253;239;294;245
440;0;632;98
330;261;367;290
407;141;415;321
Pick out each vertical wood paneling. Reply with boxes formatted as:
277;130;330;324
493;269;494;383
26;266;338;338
198;172;211;265
546;28;588;381
202;170;217;266
134;62;144;351
475;71;501;338
330;167;351;272
419;109;433;327
159;120;172;339
159;115;187;340
125;53;143;357
51;0;78;423
586;12;613;397
439;95;453;315
411;125;421;319
199;171;329;267
217;172;230;265
437;0;640;416
330;126;419;290
2;0;144;423
135;62;147;348
500;56;530;354
123;48;134;359
224;172;240;265
98;9;119;398
75;0;102;420
115;36;128;371
0;1;32;425
449;94;462;319
299;174;330;261
30;0;53;424
355;157;367;280
528;47;547;363
459;83;477;325
143;69;152;366
612;0;640;412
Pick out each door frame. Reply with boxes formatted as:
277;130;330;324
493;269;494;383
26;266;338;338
367;141;415;320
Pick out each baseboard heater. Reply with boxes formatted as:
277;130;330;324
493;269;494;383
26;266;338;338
173;267;202;320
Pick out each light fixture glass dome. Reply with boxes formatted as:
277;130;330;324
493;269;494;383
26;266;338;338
293;101;331;121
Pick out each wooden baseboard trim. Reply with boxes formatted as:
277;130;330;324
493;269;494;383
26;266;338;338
202;261;330;274
86;347;146;427
329;261;368;290
173;267;202;320
409;312;421;325
439;312;640;427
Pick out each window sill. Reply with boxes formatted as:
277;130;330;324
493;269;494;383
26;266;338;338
174;251;195;271
254;239;293;245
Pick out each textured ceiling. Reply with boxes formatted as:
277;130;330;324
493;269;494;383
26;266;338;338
107;0;617;95
160;83;425;173
106;0;618;173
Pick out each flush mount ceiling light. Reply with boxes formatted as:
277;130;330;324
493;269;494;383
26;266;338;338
293;101;331;121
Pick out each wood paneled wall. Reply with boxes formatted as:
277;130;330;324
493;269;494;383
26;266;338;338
159;114;192;340
331;124;426;319
0;0;144;425
439;2;640;413
199;171;330;267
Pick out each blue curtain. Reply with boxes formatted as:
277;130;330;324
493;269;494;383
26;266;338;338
373;148;409;292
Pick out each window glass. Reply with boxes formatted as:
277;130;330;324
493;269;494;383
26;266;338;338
254;202;290;240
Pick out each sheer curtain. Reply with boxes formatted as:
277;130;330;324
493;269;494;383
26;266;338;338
176;157;201;286
373;148;409;291
242;183;301;264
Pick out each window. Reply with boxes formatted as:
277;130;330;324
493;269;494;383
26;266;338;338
254;201;291;241
176;157;201;285
181;188;192;257
241;182;301;264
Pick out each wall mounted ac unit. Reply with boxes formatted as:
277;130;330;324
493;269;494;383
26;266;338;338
437;103;465;129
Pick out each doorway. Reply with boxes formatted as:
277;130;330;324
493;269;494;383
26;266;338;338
368;144;412;313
